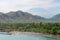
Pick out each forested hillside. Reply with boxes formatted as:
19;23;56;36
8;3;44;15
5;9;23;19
0;22;60;35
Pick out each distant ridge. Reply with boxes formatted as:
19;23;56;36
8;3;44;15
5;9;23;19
49;14;60;22
0;10;60;23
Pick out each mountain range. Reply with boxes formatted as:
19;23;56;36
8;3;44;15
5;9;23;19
0;10;60;23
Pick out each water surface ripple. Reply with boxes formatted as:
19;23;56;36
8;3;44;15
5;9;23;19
0;34;59;40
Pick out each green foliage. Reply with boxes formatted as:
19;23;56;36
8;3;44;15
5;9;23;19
0;22;60;35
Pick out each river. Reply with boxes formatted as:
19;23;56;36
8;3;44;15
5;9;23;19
0;34;59;40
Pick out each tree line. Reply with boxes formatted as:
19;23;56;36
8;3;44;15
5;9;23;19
0;22;60;35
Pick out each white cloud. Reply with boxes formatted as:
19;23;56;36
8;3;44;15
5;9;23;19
0;0;59;13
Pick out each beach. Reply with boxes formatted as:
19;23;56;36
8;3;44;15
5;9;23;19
7;31;60;39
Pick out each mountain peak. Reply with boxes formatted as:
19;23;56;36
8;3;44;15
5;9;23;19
0;10;46;23
0;10;60;23
52;14;60;18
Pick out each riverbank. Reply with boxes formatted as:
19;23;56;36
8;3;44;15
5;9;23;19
7;31;60;39
0;31;60;39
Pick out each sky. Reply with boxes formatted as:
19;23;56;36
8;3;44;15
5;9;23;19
0;0;60;18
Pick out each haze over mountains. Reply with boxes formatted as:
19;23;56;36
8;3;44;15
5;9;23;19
0;10;60;23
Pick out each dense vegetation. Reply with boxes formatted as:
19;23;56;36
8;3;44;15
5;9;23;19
0;22;60;35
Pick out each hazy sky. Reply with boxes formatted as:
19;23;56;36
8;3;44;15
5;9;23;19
0;0;60;18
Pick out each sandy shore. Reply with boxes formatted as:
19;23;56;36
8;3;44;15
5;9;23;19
9;31;41;36
8;31;60;39
0;31;60;39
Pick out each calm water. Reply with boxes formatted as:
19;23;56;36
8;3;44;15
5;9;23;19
0;34;59;40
